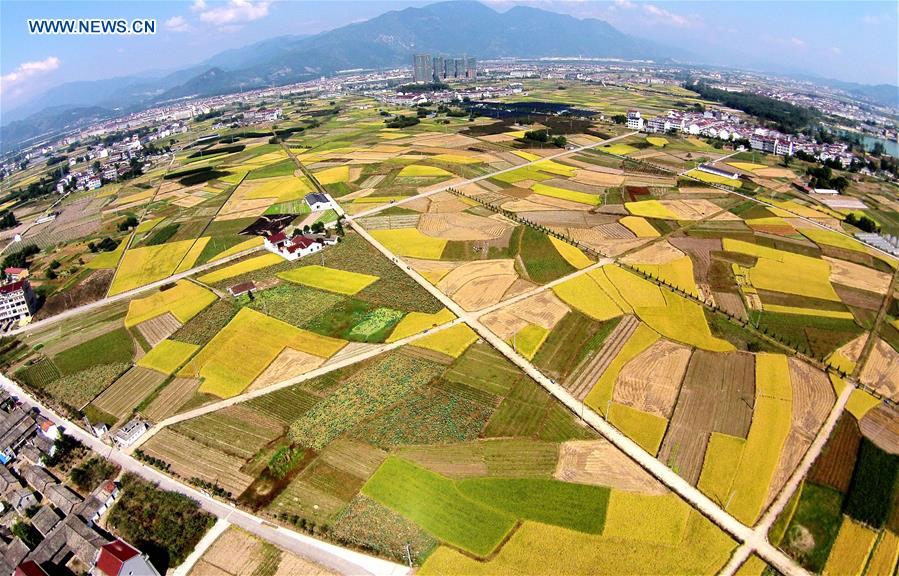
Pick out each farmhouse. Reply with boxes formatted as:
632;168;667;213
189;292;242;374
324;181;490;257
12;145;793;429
94;539;161;576
113;419;147;448
304;192;334;212
626;109;644;130
263;232;324;261
227;281;256;297
4;268;28;282
698;163;740;180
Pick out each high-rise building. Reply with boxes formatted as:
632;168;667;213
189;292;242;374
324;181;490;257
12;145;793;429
412;54;432;82
465;57;477;80
453;58;465;78
432;56;445;82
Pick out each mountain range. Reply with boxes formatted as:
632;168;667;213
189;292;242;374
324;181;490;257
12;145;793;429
1;1;687;149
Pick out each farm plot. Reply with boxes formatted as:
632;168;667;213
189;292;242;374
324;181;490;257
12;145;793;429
808;413;862;493
612;339;692;418
278;265;379;295
109;239;204;295
180;308;346;398
189;526;336;576
443;341;523;397
137;339;199;375
658;350;756;486
172;404;284;461
134;313;183;348
436;259;520;311
859;405;899;455
140;428;256;496
90;367;166;420
858;338;899;402
289;350;444;449
554;439;667;494
141;377;201;422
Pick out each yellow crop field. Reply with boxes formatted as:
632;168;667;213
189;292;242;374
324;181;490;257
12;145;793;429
631;292;733;352
625;200;680;220
173;237;211;274
603;266;666;308
725;354;792;525
763;197;833;219
800;228;897;269
387;308;456;342
314;166;350;185
601;144;639;155
369;228;448;260
646;137;668;147
112;188;155;206
137;340;200;375
727;162;766;172
125;280;217;327
197;253;283;284
243;177;311;202
432;154;481;164
723;238;841;301
620;216;660;238
109;239;201;295
762;304;854;320
278;265;379;295
548;236;593;269
531;183;601;206
412;323;478;358
533;160;576;176
698;432;746;505
88;234;129;269
587;269;633;313
182;308;345;398
584;324;660;416
219;170;248;184
822;517;877;576
866;529;899;576
398;165;452;178
512;151;541;162
511;324;549;360
629;256;698;296
208;237;265;262
604;492;691;545
735;556;767;576
551;274;622;321
135;217;164;235
419;511;735;575
608;402;668;456
685;169;742;187
846;389;881;419
505;130;527;138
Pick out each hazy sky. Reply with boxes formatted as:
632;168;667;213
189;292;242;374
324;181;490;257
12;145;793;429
1;0;896;114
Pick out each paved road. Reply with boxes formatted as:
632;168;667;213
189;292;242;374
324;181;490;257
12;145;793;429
0;375;408;576
349;218;812;576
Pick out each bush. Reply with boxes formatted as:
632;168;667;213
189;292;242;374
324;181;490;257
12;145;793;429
385;115;420;129
70;457;119;492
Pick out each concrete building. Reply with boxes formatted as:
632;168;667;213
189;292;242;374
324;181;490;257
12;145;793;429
0;280;36;323
94;539;160;576
412;54;432;83
626;109;644;130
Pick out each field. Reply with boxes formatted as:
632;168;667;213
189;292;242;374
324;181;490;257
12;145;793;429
196;253;284;284
125;280;217;327
109;239;203;295
180;307;346;397
278;265;379;295
821;517;877;576
137;339;199;375
90;367;167;420
189;526;336;576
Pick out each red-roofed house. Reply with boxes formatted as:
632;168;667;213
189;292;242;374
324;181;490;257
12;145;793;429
4;268;28;281
93;539;159;576
0;279;35;323
15;561;49;576
263;233;323;261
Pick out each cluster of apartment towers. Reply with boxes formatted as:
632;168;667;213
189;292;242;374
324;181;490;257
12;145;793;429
412;54;477;82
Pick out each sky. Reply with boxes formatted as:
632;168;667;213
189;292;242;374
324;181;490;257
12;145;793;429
1;0;897;115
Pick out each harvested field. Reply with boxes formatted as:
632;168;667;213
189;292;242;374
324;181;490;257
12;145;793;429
554;439;667;495
481;291;570;341
142;377;201;422
766;359;835;505
141;428;255;495
564;315;639;401
669;237;721;285
714;292;747;321
808;413;862;491
824;257;891;294
135;312;183;348
437;259;518;310
859;405;899;455
859;338;899;402
658;351;755;485
613;339;691;418
417;212;511;241
91;367;166;420
247;348;326;392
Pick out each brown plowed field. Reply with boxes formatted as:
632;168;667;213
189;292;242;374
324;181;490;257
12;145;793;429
136;312;183;348
824;256;892;294
713;291;747;320
669;237;721;285
658;350;755;486
765;359;835;505
516;211;618;228
564;315;639;400
554;439;668;494
613;339;692;418
142;377;201;422
808;413;862;491
92;367;167;419
859;404;899;455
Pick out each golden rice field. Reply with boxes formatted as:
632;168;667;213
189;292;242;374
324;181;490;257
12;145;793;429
685;169;742;187
531;183;601;206
585;324;660;416
109;239;206;295
181;308;345;398
398;165;453;178
369;228;448;260
197;253;284;284
619;216;660;238
207;236;264;262
387;308;456;342
412;323;479;358
607;402;668;456
125;280;217;327
511;324;550;360
625;200;680;220
551;274;622;322
548;237;593;269
137;339;200;375
314;165;350;185
822;517;877;576
278;265;379;295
